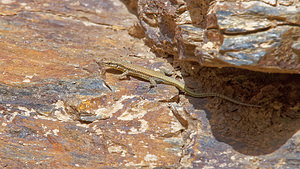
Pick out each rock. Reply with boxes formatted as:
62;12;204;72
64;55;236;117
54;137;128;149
0;0;299;168
137;0;300;73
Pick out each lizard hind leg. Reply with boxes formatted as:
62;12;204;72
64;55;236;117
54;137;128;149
160;68;173;76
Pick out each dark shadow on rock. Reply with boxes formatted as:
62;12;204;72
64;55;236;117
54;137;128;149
186;65;300;155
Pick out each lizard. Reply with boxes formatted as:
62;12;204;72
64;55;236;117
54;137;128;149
97;58;261;107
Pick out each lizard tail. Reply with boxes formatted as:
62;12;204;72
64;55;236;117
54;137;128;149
184;87;261;107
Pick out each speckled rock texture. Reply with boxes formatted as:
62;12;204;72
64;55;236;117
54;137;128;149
136;0;300;73
0;0;299;168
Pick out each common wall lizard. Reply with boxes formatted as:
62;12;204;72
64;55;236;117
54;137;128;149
98;59;260;107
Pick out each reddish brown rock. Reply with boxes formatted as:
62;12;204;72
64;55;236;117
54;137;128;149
136;0;300;73
0;0;299;168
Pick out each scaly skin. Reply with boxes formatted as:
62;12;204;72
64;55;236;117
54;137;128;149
99;59;261;107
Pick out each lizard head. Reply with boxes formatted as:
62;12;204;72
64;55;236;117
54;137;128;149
102;59;120;68
95;58;128;72
95;58;119;67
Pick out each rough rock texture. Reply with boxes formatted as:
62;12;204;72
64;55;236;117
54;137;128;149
0;0;299;168
136;0;300;73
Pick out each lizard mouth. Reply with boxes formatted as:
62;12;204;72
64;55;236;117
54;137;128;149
95;59;119;69
104;62;118;67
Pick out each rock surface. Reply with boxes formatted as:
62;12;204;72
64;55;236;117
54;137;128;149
0;0;299;168
137;0;300;73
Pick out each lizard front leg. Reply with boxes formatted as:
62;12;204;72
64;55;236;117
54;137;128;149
142;77;158;93
149;78;158;88
117;70;130;80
